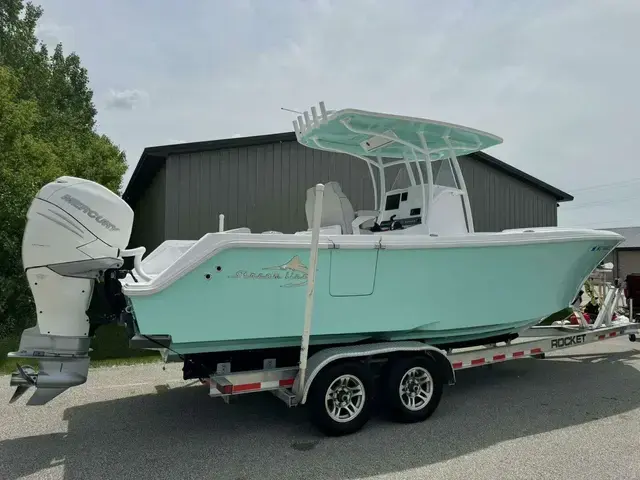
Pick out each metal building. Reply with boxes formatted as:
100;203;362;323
122;132;573;253
601;227;640;280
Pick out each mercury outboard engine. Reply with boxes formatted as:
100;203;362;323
7;176;134;405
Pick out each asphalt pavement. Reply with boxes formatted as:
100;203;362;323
2;337;640;480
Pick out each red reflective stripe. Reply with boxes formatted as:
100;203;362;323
223;379;296;393
218;384;233;395
598;335;605;340
471;358;485;366
233;382;262;393
493;354;506;361
452;362;463;369
531;348;542;354
609;332;617;337
512;351;524;358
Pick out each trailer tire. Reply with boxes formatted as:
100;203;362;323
383;355;443;424
306;361;374;437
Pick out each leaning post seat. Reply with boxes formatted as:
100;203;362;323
304;182;377;235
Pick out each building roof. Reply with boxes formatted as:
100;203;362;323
599;226;640;249
122;131;574;207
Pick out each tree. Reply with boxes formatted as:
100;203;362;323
0;0;128;338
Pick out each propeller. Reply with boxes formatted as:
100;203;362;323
9;364;37;404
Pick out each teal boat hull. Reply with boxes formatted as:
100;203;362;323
123;232;621;355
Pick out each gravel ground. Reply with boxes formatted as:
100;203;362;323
2;337;640;480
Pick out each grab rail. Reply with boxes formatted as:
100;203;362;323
120;247;152;282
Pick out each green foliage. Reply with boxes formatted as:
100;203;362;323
0;0;128;338
89;324;159;360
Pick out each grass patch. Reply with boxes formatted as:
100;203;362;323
0;336;20;375
89;324;160;361
0;324;161;375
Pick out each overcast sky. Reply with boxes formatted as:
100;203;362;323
34;0;639;229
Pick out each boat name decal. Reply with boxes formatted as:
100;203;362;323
59;194;120;232
228;255;309;288
550;334;586;349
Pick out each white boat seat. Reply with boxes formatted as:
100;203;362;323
305;182;377;235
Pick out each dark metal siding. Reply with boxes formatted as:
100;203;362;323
164;141;376;237
129;166;166;252
162;140;558;239
458;156;558;232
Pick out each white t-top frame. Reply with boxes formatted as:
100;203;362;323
292;101;504;235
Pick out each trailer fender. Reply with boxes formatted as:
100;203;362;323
423;349;456;385
296;341;455;405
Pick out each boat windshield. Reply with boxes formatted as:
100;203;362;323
389;159;460;190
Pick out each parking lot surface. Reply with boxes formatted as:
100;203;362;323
2;337;640;480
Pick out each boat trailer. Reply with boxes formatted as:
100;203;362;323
196;183;639;436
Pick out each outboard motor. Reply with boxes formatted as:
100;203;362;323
8;176;134;405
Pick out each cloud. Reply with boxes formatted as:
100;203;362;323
105;89;149;110
35;22;73;48
207;0;640;227
35;0;640;228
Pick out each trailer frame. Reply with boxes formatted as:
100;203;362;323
204;298;639;436
207;319;638;398
197;180;639;436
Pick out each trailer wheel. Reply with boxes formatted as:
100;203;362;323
383;356;443;424
306;361;374;436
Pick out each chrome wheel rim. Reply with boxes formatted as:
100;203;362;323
324;374;365;423
399;366;433;411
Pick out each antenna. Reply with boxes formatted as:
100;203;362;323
281;107;303;114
